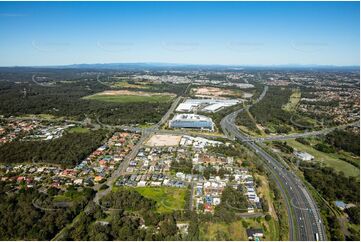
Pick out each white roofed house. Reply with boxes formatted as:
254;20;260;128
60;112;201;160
137;180;147;187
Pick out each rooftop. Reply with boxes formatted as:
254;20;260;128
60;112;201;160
171;113;212;122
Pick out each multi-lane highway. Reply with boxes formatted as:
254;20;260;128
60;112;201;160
220;86;327;241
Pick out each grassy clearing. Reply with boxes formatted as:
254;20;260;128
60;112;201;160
134;187;187;213
111;81;151;89
200;218;277;241
286;139;359;177
282;89;301;112
236;108;265;137
53;194;73;202
84;94;174;104
53;188;89;203
238;124;261;136
186;130;224;137
256;175;277;219
67;126;90;133
18;113;65;120
337;150;360;167
199;220;247;240
255;174;281;240
137;123;154;128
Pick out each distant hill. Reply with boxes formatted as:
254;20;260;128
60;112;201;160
0;63;359;72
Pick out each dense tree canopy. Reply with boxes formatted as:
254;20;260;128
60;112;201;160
100;189;156;211
214;186;249;223
300;163;359;203
0;130;108;166
0;78;187;125
0;183;94;240
249;87;293;128
60;189;183;241
345;206;360;225
325;129;360;155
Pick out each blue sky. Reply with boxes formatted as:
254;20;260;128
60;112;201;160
0;1;359;66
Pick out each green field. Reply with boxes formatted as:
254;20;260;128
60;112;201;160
134;187;187;213
200;220;247;241
67;126;90;133
111;81;151;89
282;89;301;112
18;113;66;120
286;139;359;177
53;194;73;202
199;218;277;241
83;94;174;103
255;174;280;240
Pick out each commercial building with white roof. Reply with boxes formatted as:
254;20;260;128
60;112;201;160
176;99;241;113
169;114;214;131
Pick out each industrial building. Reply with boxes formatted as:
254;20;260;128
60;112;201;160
176;99;240;113
294;151;314;161
169;114;214;131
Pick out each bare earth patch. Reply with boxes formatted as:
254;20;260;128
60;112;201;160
146;134;182;147
242;92;254;98
192;87;241;98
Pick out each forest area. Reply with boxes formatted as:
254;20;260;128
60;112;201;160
0;183;95;240
300;162;360;240
0;72;188;125
236;86;293;134
0;130;108;166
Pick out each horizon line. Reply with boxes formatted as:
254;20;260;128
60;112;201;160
0;62;360;68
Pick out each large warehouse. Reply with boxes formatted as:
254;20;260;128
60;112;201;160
169;114;214;131
175;99;240;113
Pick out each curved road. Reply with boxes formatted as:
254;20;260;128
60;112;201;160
254;121;359;142
220;86;326;241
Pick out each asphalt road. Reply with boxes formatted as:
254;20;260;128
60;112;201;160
254;121;360;142
220;86;327;241
93;132;150;204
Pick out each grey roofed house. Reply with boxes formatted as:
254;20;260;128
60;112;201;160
246;228;264;240
335;200;347;210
